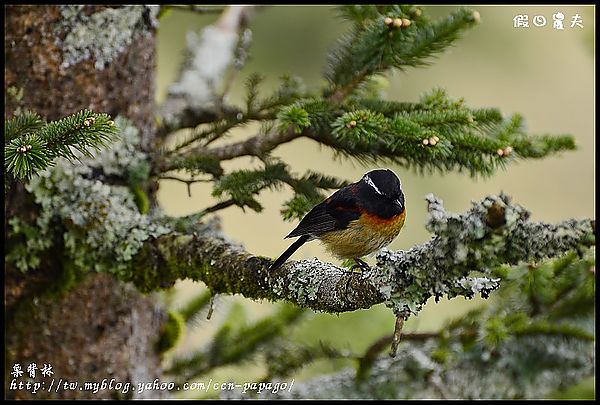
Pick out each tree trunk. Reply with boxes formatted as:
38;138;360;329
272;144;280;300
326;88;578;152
4;5;166;399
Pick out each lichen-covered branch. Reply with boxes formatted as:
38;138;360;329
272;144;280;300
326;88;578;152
128;193;594;316
372;193;595;314
156;6;255;139
129;230;379;312
247;336;594;399
244;248;595;399
19;122;593;316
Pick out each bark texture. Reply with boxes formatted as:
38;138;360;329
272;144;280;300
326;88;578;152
4;5;166;399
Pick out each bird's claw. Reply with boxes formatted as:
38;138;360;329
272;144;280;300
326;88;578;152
350;258;371;272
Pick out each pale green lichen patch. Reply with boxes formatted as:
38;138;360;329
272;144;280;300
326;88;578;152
56;5;159;70
22;117;169;278
273;259;342;309
374;193;594;315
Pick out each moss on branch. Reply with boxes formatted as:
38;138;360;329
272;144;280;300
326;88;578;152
128;194;594;317
129;231;382;312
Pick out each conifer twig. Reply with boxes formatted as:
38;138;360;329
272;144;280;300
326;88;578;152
389;315;405;357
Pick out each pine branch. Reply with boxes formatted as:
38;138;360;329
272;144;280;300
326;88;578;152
167;127;302;170
252;334;593;399
4;110;117;180
198;199;237;216
166;88;576;182
4;110;44;143
310;90;575;177
326;7;479;103
280;171;350;220
5;134;51;179
211;162;292;212
156;104;244;140
165;154;224;178
41;110;116;159
261;340;354;383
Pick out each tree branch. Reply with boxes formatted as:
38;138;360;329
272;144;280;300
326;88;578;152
200;127;302;161
251;336;594;399
128;193;594;316
156;6;257;140
161;127;304;172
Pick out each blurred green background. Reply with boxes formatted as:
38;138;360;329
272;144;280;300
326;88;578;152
154;5;594;398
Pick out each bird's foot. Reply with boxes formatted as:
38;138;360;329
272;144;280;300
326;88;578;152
350;258;371;272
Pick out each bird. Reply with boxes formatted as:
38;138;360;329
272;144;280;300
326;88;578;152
269;168;406;271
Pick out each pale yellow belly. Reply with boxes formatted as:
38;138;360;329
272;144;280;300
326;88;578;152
318;211;406;259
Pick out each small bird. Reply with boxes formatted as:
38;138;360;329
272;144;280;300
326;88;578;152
269;168;406;271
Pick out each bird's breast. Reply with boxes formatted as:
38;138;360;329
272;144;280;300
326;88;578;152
318;209;406;259
359;209;406;239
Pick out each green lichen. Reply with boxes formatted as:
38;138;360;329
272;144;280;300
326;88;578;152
19;117;169;279
131;184;150;214
6;86;24;103
156;310;185;353
6;217;51;272
373;193;594;315
56;5;159;70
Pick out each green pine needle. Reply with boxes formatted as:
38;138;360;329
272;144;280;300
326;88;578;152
212;163;292;212
4;109;118;180
42;109;116;160
277;104;311;134
4;111;44;143
5;135;51;179
326;7;479;99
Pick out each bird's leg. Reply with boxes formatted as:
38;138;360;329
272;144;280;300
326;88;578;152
351;258;371;272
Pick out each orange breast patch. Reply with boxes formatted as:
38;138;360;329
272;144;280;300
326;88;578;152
318;209;406;259
361;209;406;227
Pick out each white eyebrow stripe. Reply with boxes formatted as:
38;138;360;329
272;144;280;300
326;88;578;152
364;175;383;195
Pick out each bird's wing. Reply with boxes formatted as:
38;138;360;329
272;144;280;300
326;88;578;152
285;189;360;238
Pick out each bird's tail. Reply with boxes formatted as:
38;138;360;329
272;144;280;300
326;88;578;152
269;234;310;271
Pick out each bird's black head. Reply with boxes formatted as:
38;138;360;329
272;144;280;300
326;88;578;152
360;169;404;210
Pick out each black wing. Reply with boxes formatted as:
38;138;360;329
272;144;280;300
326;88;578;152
285;187;360;238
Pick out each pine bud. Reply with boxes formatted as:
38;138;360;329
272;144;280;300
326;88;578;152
393;18;403;28
409;7;422;17
429;137;437;146
422;139;430;146
503;146;513;156
384;17;393;26
108;120;115;126
401;18;411;27
347;120;357;128
496;148;504;156
83;117;96;127
433;136;440;142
